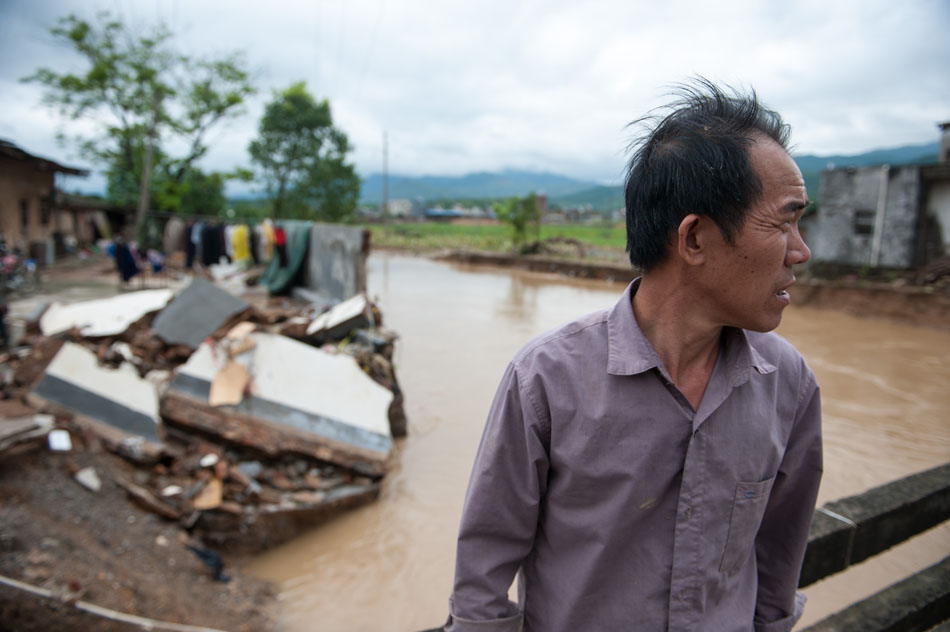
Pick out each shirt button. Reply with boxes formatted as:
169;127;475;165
682;507;691;520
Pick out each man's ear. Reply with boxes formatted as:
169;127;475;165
675;213;706;265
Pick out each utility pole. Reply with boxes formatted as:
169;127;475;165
134;89;162;246
382;130;389;223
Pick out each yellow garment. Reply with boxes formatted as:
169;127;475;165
232;224;250;263
261;220;275;261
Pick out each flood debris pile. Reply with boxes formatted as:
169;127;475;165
2;270;406;554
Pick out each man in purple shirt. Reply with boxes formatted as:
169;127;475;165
446;80;822;631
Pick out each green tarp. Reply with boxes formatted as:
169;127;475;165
260;220;313;295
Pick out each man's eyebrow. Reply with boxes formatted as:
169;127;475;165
784;200;808;214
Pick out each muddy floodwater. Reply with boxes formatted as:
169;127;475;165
245;252;950;631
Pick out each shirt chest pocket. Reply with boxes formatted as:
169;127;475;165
719;477;775;575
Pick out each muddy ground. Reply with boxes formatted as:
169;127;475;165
0;407;275;631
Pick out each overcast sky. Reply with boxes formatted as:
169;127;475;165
1;0;948;196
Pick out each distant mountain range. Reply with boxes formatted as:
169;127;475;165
358;169;598;204
257;141;941;211
794;141;938;199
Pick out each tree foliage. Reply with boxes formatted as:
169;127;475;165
248;82;360;221
494;193;542;249
24;12;254;221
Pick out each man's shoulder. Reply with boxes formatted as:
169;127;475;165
745;329;802;361
511;308;610;370
745;329;817;387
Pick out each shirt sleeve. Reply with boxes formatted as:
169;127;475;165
753;369;823;632
446;362;550;632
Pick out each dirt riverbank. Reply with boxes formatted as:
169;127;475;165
425;249;950;331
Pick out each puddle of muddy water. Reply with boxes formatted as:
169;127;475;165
201;253;950;630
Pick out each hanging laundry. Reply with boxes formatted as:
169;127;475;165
163;217;187;256
224;224;236;261
232;224;250;264
190;221;204;268
249;223;260;264
261;220;275;261
273;225;288;268
113;238;139;283
201;224;222;267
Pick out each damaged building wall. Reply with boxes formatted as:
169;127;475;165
814;165;923;268
878;167;923;268
923;172;950;255
301;223;368;302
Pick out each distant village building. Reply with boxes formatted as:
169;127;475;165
812;123;950;268
385;198;413;217
0;139;92;262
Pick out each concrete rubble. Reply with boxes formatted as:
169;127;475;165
306;293;373;342
39;289;175;338
163;331;394;477
0;414;54;456
2;259;407;552
152;277;249;348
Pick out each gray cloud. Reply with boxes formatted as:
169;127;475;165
2;0;948;196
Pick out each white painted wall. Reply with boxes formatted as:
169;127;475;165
927;181;950;252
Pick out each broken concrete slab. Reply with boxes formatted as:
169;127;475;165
161;333;394;477
28;342;163;457
152;277;249;349
305;293;373;341
40;289;174;338
0;415;54;456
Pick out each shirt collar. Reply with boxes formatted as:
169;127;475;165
606;278;777;381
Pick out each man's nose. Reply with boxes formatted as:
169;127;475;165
787;228;811;266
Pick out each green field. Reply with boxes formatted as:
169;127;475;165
366;221;627;255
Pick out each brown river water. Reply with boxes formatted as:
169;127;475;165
244;252;950;631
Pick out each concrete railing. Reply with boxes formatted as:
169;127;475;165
800;462;950;631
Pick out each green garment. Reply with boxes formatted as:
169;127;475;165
260;220;312;294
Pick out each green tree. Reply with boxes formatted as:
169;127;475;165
24;12;254;241
248;82;360;221
494;193;542;249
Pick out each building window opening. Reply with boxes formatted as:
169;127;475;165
19;199;29;234
40;197;52;226
853;209;875;236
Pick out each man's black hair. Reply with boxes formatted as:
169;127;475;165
624;78;791;271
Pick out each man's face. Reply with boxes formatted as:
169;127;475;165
701;137;811;332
